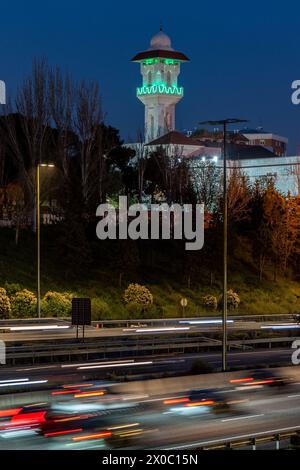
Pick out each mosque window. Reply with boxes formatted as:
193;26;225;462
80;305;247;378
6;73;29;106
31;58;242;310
167;71;172;86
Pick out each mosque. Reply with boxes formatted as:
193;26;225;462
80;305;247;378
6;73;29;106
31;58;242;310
130;29;300;196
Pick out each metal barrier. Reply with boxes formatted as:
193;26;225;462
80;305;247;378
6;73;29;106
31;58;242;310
2;334;299;365
191;427;300;450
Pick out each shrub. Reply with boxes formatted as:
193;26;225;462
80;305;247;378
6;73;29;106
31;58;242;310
219;289;240;310
41;291;72;317
227;289;240;310
92;298;110;320
0;288;11;319
124;284;153;308
4;282;23;296
11;289;37;318
203;295;218;311
125;302;143;318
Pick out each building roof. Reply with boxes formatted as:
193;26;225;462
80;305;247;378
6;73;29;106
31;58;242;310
225;143;278;160
131;49;189;62
146;131;199;146
150;30;173;51
132;29;189;62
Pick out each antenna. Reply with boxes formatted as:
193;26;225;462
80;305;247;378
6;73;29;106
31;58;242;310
160;20;163;31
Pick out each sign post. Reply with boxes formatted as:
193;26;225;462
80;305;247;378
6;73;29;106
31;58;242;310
71;298;91;342
180;297;188;317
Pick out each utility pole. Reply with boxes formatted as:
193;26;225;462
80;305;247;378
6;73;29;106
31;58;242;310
199;118;248;371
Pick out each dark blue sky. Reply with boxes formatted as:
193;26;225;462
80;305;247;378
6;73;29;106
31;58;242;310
1;0;300;152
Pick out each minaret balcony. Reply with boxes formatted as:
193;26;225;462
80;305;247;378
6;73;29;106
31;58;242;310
136;84;184;97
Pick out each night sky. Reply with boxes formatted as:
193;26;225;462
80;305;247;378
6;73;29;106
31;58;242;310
1;0;300;152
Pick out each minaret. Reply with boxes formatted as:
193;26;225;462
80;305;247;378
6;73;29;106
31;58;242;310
131;29;189;143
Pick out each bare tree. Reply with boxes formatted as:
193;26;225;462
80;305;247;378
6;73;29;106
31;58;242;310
49;66;75;181
188;159;221;210
74;80;102;207
2;59;51;228
226;165;251;224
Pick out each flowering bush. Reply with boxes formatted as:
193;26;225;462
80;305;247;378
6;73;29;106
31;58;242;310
0;288;11;318
227;290;240;310
11;289;37;318
219;289;240;310
41;291;72;317
124;284;153;308
203;295;218;311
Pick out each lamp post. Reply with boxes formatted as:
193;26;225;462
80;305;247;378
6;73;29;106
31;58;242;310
199;118;248;371
36;162;55;318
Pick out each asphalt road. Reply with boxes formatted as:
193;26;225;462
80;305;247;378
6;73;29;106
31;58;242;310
0;348;296;388
0;319;299;342
1;374;300;449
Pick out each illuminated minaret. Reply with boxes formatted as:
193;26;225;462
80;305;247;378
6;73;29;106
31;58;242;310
131;29;189;142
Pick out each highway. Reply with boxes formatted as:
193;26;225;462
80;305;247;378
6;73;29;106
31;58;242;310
0;316;299;342
0;366;300;449
0;348;296;389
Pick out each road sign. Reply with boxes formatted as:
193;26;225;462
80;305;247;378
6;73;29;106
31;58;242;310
72;298;91;325
180;297;188;307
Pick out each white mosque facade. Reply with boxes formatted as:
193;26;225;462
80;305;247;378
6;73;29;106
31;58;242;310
129;30;300;196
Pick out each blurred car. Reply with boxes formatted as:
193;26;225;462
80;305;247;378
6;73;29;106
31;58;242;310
230;369;292;392
163;388;232;416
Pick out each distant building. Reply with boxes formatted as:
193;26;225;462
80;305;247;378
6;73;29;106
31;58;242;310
241;128;288;156
127;32;298;196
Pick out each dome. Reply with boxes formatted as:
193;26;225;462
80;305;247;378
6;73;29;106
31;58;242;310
149;30;173;51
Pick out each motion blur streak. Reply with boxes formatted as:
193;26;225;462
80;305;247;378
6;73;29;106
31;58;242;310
163;398;189;405
72;431;112;441
62;384;93;388
9;325;70;331
0;408;22;418
73;391;105;398
45;428;83;437
61;360;135;369
179;320;234;325
134;327;190;333
185;400;214;407
78;361;153;370
0;380;48;388
0;378;29;383
230;378;254;383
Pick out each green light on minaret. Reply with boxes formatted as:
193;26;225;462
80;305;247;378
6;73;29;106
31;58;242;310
142;58;179;66
137;84;184;96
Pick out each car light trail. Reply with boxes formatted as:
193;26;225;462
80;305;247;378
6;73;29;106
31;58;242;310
261;324;300;330
72;431;112;442
179;320;234;325
77;361;153;370
133;327;190;333
221;414;264;422
0;378;29;383
0;380;48;388
45;428;83;437
8;325;70;331
61;360;135;368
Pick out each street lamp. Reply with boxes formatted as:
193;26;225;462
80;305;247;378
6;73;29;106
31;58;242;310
36;162;55;318
199;118;248;371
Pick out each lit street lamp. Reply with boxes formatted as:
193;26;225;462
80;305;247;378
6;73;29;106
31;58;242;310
199;118;248;371
36;162;55;318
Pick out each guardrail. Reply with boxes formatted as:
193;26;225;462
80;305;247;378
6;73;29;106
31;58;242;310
0;313;297;329
2;334;299;365
189;426;300;450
